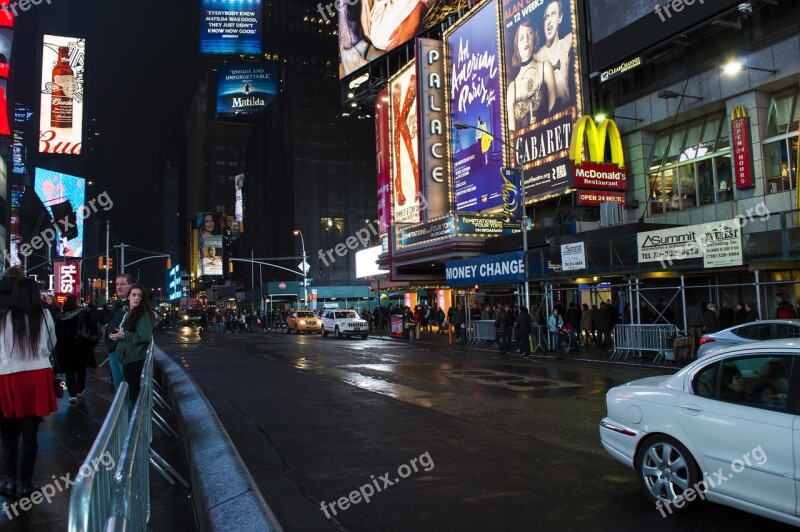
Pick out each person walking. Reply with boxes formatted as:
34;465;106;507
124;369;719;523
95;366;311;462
0;278;58;497
494;304;512;354
702;302;720;335
435;307;445;335
515;306;532;358
685;298;704;352
745;301;759;322
413;306;422;340
594;303;612;349
55;295;99;404
733;302;747;325
580;303;593;344
108;284;155;406
451;305;466;341
547;308;564;352
103;273;133;389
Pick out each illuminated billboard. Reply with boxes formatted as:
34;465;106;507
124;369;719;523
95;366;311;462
197;212;222;277
590;0;741;71
502;0;581;200
200;0;262;55
9;184;22;267
0;5;12;137
389;62;420;224
234;173;244;223
375;87;391;234
446;0;505;213
337;0;466;79
216;63;278;115
34;167;85;258
39;35;85;156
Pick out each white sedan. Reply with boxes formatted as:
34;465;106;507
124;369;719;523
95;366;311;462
600;340;798;526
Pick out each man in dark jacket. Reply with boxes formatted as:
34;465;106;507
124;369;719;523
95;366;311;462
744;302;759;322
701;302;720;335
451;305;466;341
494;304;511;354
104;273;134;389
515;307;533;357
594;303;612;349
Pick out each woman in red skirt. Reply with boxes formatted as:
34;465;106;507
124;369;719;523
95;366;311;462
0;278;58;497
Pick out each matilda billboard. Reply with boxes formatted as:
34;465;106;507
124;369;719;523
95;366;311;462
200;0;262;55
216;63;278;115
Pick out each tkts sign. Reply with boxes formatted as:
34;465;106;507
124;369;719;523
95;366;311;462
569;116;628;204
54;260;80;303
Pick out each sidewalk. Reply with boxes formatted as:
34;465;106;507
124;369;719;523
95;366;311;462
0;346;194;531
364;325;679;368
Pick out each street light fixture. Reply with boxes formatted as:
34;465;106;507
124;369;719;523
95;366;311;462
453;121;530;310
293;229;308;309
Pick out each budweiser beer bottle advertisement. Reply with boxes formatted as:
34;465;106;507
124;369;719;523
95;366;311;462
39;35;85;156
51;46;73;128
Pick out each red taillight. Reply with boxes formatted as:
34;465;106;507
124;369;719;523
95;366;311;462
699;337;715;346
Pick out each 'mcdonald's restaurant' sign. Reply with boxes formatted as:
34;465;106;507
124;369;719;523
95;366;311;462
569;116;628;205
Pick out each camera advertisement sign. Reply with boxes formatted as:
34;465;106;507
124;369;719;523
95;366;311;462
637;220;743;268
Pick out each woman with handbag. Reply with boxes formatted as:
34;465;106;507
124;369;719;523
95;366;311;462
0;278;58;497
108;284;154;406
55;295;98;404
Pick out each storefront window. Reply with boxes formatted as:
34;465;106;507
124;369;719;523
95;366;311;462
762;86;799;194
648;111;731;214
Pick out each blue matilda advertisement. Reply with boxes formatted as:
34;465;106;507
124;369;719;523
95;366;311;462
216;63;278;115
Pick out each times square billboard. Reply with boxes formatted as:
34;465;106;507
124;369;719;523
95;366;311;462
200;0;263;55
216;63;278;115
39;35;85;156
34;167;85;258
338;0;468;79
590;0;743;72
0;0;13;137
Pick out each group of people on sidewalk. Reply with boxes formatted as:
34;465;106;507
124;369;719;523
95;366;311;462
0;268;155;500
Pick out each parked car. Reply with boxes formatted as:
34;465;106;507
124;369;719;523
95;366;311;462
321;309;369;339
600;340;797;526
697;319;800;357
286;310;322;334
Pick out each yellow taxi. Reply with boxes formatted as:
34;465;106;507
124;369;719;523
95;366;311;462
286;310;322;334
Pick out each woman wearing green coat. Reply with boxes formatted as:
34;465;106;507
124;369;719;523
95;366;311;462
108;283;154;404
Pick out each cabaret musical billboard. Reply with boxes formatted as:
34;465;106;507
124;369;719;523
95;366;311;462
446;0;506;213
39;35;85;156
502;0;581;200
200;0;262;55
216;63;278;115
337;0;467;79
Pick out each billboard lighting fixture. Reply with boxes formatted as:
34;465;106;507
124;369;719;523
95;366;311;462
657;89;702;100
348;73;369;89
721;58;776;75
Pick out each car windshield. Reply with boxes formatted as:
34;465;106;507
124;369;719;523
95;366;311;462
335;311;358;319
297;311;315;318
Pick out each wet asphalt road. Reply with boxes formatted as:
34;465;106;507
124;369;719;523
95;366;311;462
156;327;795;531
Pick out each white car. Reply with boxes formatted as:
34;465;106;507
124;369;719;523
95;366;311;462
600;340;798;526
321;309;369;339
697;319;800;357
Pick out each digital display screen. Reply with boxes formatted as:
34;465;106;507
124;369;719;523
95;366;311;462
39;35;85;156
216;63;278;114
34;167;85;258
200;0;263;55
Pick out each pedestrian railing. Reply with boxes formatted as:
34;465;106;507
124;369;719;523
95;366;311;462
611;324;679;362
467;320;497;346
70;341;174;531
67;382;130;532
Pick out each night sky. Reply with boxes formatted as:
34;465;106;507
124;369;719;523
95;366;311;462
17;0;203;287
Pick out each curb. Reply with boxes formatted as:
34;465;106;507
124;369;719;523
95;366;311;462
153;346;283;532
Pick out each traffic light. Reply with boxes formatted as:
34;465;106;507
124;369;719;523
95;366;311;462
98;256;104;270
98;256;114;270
166;257;171;269
107;257;113;270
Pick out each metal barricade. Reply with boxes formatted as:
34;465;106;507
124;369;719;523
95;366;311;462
466;320;497;346
610;324;679;362
68;383;130;532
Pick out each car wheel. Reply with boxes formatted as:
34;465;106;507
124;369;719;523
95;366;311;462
636;435;700;509
361;334;367;340
335;326;342;339
322;328;328;337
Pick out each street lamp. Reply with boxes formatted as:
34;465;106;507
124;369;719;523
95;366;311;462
453;121;530;310
293;229;308;309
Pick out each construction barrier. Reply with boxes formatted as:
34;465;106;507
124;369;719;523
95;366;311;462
610;324;679;363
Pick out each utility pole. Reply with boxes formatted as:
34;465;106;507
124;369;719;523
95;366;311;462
105;221;110;303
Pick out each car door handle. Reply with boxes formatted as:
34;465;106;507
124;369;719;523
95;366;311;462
681;405;703;416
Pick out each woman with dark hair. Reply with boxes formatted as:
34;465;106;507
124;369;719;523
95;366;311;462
108;283;154;405
0;278;58;496
55;295;98;404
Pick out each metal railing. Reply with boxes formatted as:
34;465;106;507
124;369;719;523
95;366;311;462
466;320;497;346
67;383;130;532
105;343;155;530
69;342;156;531
610;324;679;362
